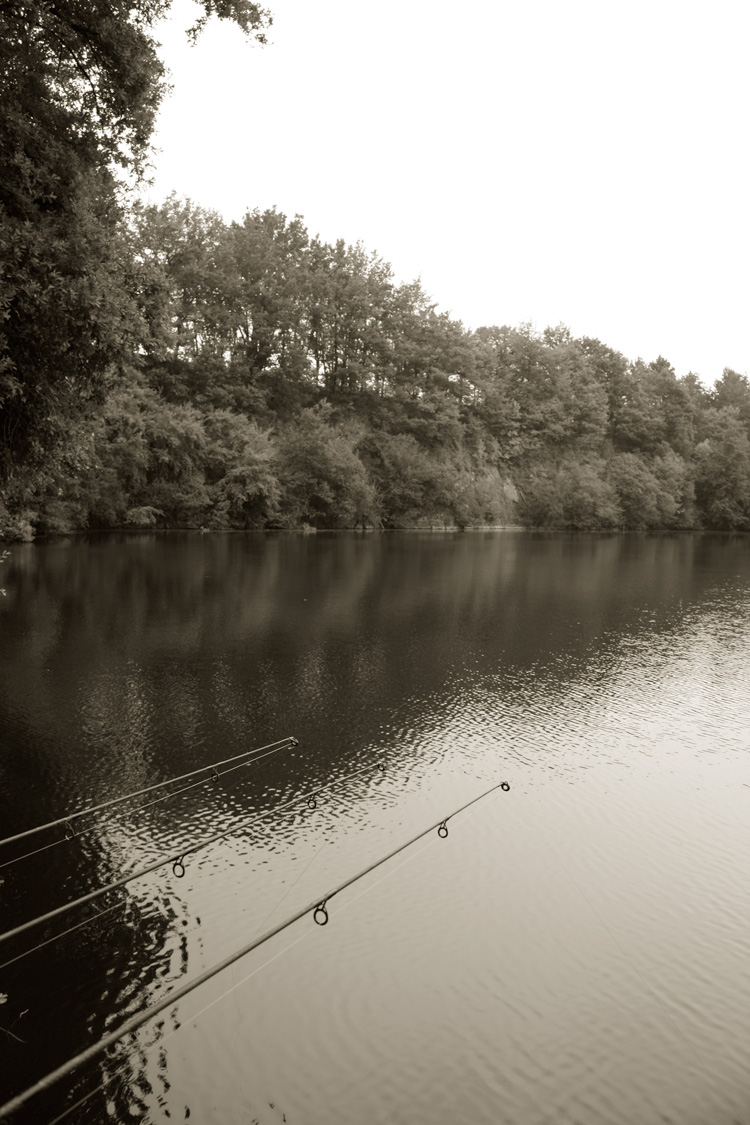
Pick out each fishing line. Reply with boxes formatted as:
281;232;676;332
44;1078;120;1125
0;901;126;973
0;776;511;1123
40;795;495;1125
106;737;299;825
41;810;488;1125
0;742;299;972
332;787;496;919
229;837;329;1037
0;836;66;874
0;758;384;952
45;832;361;1124
0;740;292;873
0;738;297;850
34;779;494;1125
42;924;319;1125
250;840;330;946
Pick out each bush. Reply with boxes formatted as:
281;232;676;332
607;453;664;528
518;458;620;530
203;411;280;528
693;407;750;529
0;498;35;541
125;505;164;527
273;404;379;528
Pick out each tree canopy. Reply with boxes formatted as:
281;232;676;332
0;0;269;519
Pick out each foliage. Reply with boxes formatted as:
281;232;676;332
0;499;35;541
272;405;378;528
518;458;621;530
693;408;750;529
607;453;687;529
712;368;750;434
203;410;279;528
4;179;748;535
361;432;454;527
4;0;748;537
0;0;270;506
125;505;164;527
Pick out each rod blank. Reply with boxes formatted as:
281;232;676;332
0;755;375;953
0;737;297;850
0;776;510;1122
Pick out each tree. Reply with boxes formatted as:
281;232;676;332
360;431;453;526
608;453;667;529
4;0;746;539
712;368;750;436
0;0;270;512
131;196;235;390
273;404;379;528
470;326;524;460
227;208;313;414
518;457;620;530
306;237;398;398
203;409;279;527
693;407;750;529
651;448;696;528
470;325;608;462
79;381;208;526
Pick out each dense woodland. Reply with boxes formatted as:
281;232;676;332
2;2;750;540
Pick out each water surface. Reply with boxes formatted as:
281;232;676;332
0;531;748;1124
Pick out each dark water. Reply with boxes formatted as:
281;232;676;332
0;531;748;1125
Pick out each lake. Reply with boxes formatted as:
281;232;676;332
0;531;748;1125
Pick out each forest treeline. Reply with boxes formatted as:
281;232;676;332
2;3;750;540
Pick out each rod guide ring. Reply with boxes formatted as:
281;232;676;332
313;902;328;926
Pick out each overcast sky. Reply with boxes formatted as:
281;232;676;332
147;0;749;386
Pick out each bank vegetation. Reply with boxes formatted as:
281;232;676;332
2;2;749;540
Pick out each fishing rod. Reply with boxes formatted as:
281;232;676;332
0;737;297;850
0;757;383;955
0;735;299;969
0;739;295;873
0;776;511;1122
0;741;302;968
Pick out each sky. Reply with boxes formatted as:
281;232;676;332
146;0;750;386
